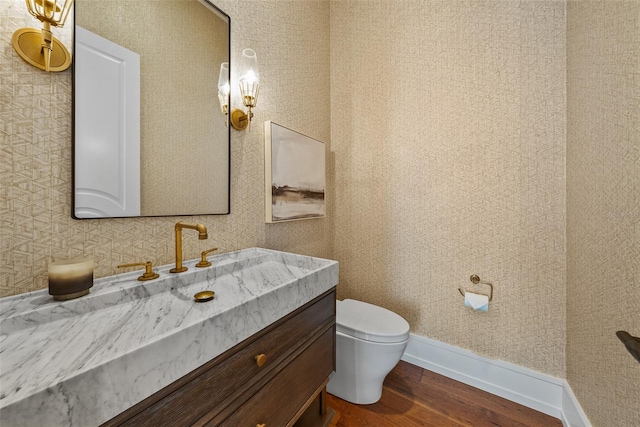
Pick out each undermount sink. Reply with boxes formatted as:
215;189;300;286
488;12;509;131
0;248;338;427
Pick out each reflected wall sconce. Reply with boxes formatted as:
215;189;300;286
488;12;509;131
217;62;230;126
230;48;260;131
12;0;74;72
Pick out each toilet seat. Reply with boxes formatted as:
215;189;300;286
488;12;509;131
336;299;410;343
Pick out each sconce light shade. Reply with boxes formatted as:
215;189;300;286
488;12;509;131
12;0;74;72
239;48;259;108
26;0;74;26
231;48;260;131
217;62;230;117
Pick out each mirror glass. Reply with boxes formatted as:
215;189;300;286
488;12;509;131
73;0;230;218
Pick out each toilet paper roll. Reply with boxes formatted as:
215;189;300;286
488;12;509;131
464;292;489;312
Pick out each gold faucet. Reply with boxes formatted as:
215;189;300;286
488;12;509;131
170;221;208;273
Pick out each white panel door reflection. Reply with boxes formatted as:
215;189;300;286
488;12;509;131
74;26;140;218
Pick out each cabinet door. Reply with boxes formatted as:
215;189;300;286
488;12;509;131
214;327;334;427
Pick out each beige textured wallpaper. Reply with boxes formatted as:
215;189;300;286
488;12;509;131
1;0;331;296
330;0;567;377
567;1;640;426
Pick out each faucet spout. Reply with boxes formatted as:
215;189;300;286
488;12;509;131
170;221;208;273
193;223;209;240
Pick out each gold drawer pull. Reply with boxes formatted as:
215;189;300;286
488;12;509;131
256;424;266;427
255;353;267;367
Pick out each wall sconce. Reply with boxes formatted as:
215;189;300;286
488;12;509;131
230;49;260;131
12;0;74;72
217;62;230;126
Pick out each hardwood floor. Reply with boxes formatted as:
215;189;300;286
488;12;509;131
325;361;563;427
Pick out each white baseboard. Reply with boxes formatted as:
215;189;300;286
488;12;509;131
401;334;591;427
561;378;592;427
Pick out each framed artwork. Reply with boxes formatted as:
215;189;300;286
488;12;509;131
264;121;326;223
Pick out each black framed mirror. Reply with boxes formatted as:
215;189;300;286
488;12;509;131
73;0;230;218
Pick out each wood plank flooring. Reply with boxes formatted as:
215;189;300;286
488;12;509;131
326;361;563;427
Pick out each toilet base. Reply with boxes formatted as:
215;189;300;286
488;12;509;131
327;373;384;405
326;331;408;405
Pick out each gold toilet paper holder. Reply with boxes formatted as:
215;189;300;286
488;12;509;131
458;274;493;301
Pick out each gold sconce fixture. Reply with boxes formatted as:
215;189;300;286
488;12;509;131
12;0;74;72
230;48;260;131
217;62;230;126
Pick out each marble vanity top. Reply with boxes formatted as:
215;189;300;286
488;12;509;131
0;248;338;427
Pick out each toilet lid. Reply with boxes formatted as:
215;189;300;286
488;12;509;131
336;299;410;343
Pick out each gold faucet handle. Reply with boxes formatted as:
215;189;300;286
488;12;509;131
196;248;219;268
117;261;160;281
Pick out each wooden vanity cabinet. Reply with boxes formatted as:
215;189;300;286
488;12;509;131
103;288;336;427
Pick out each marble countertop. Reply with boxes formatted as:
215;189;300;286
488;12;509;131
0;248;338;427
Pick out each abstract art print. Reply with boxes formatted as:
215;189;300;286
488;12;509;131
264;122;325;223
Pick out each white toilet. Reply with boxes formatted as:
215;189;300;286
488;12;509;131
327;299;410;404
